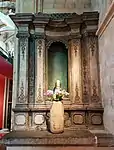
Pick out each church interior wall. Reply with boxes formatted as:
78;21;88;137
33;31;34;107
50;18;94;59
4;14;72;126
97;1;114;135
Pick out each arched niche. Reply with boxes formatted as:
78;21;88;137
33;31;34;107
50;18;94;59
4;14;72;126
47;42;68;91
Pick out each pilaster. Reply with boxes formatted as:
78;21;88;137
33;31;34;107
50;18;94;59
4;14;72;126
67;15;82;104
10;14;33;130
82;12;101;106
70;38;82;104
17;28;29;105
33;14;49;104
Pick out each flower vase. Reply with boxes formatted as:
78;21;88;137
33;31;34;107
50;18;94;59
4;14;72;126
50;100;64;133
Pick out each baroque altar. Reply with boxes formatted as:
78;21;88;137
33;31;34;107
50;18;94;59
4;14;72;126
10;12;103;131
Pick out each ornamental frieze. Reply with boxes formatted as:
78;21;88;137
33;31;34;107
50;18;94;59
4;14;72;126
37;40;43;57
75;84;80;103
88;36;96;56
18;81;26;103
20;38;28;60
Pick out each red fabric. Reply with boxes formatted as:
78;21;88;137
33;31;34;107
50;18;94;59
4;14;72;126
0;56;13;79
0;74;5;129
0;133;5;140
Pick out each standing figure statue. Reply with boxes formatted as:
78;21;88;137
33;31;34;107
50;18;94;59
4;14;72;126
53;80;61;92
53;80;62;100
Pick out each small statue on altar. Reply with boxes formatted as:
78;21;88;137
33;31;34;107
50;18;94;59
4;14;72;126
53;80;61;92
53;80;62;100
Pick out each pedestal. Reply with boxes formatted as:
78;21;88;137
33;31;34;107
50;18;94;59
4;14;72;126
50;101;64;133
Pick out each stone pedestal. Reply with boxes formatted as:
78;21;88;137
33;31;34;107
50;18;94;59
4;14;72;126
3;130;114;150
50;101;64;133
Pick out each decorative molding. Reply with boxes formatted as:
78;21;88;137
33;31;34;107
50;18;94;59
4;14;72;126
91;114;102;125
96;2;114;37
15;114;26;126
20;38;27;60
37;84;42;102
18;81;26;103
73;39;80;56
75;84;80;103
88;36;96;56
34;114;45;125
46;39;68;50
34;13;72;20
28;39;35;103
82;38;90;104
72;113;84;125
37;39;42;57
91;81;99;103
36;39;44;103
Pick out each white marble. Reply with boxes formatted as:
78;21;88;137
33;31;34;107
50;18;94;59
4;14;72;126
34;114;44;125
15;114;26;125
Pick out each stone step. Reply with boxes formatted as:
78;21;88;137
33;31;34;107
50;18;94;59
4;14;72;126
2;130;114;149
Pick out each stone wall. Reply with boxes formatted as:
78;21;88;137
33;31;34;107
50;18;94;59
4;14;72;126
97;1;114;134
16;0;91;14
91;0;113;23
15;0;113;15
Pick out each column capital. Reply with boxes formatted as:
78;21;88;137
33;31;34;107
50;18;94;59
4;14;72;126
81;12;99;37
33;13;49;27
66;13;82;38
33;13;49;39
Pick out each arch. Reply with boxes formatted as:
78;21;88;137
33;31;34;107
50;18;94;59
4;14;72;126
46;39;68;50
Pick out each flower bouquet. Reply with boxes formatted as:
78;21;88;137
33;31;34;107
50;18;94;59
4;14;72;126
44;89;69;101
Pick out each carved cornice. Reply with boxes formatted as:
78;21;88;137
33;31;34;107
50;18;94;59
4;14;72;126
34;13;72;20
10;13;33;27
33;14;49;27
66;13;81;24
81;12;99;36
82;12;99;22
96;2;114;37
